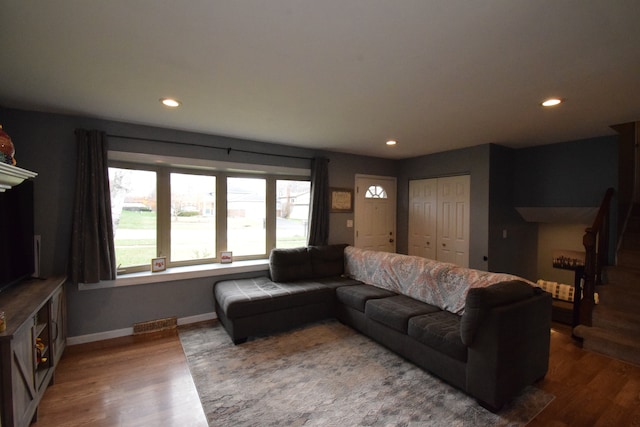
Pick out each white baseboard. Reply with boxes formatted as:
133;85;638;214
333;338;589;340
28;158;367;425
67;327;133;345
177;312;217;325
67;312;218;346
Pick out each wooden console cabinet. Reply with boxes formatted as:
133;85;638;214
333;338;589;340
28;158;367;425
0;276;67;427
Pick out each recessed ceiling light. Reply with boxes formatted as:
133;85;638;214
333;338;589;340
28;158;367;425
386;140;397;146
160;98;182;108
541;98;562;107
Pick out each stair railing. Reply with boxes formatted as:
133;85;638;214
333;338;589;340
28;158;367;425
580;187;614;326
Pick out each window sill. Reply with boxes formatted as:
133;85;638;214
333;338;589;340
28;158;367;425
78;259;270;290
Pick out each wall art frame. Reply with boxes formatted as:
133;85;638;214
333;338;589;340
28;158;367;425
330;187;354;213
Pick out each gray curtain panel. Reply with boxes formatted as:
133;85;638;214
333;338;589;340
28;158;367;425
69;129;116;284
307;157;330;246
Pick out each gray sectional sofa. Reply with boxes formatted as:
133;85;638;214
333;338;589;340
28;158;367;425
213;244;552;411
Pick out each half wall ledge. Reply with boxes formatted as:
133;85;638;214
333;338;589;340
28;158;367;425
515;207;598;224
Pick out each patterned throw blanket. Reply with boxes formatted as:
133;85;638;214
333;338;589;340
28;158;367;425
344;246;531;315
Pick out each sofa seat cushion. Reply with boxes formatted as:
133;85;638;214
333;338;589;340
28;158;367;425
335;284;397;312
365;295;440;333
408;311;467;362
215;277;332;319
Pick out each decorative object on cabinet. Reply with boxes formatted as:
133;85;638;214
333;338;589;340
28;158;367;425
0;124;16;165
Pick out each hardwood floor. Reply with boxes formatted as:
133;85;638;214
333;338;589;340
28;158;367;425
35;330;207;427
531;324;640;426
34;322;640;426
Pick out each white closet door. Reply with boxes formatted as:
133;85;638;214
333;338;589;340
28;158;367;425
408;179;437;259
436;175;470;267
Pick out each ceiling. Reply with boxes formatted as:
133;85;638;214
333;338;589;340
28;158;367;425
1;1;640;159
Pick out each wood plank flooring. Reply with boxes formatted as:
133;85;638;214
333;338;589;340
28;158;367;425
34;322;640;426
530;324;640;426
35;330;207;427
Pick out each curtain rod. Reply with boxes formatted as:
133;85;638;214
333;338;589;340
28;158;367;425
106;133;315;162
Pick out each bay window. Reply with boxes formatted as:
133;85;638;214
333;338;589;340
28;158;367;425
108;161;310;274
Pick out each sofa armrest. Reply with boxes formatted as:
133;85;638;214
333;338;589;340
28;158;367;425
460;280;542;346
465;291;552;410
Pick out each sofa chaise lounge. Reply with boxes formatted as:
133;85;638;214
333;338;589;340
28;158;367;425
213;244;552;411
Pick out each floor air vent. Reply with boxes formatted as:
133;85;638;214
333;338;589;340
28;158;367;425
133;317;177;334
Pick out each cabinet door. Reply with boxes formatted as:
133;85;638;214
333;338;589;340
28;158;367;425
11;322;37;427
50;286;66;366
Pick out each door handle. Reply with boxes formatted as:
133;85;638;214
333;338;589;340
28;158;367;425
389;239;394;243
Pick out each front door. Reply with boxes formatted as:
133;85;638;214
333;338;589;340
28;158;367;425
354;175;397;252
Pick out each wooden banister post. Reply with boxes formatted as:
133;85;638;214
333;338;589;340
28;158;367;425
576;188;614;328
581;230;596;326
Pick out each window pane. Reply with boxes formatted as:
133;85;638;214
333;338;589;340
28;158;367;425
109;168;157;269
171;173;216;262
227;177;265;256
276;180;310;248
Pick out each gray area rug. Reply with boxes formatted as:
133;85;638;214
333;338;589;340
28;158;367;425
179;320;553;426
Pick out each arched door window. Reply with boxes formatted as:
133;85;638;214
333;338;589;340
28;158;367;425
365;185;388;199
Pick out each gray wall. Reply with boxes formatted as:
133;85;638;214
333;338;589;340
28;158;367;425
513;136;618;207
488;145;538;279
324;152;398;245
0;105;619;337
1;107;396;337
396;137;617;280
513;135;618;265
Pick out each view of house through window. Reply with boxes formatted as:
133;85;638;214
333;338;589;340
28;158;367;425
170;173;216;262
276;180;310;248
109;167;157;270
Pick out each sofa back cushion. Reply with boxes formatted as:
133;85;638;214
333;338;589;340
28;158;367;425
269;244;348;282
344;246;530;315
309;244;347;278
269;247;313;282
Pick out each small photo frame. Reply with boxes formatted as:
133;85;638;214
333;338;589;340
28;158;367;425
151;257;167;272
330;188;354;213
220;251;233;264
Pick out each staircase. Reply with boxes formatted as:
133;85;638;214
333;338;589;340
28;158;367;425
574;205;640;366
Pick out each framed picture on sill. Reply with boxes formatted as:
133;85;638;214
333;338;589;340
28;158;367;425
151;257;167;272
330;188;354;213
220;251;233;264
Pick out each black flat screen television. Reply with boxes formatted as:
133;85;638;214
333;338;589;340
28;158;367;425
0;180;35;293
